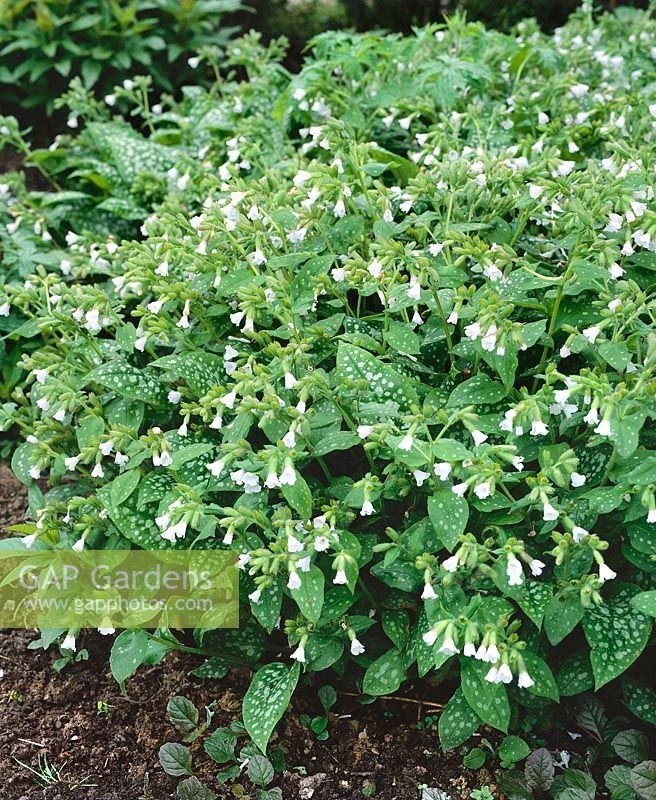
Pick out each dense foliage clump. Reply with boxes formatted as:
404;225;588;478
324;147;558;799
1;5;656;764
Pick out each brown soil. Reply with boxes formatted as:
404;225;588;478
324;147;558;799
0;469;495;800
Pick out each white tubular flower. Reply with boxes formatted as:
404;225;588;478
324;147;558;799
571;472;586;487
572;526;589;543
442;555;460;573
530;420;549;436
398;434;414;451
434;462;452;480
543;502;559;521
287;571;302;590
421;582;438;600
422;628;439;647
350;638;366;656
287;535;304;553
530;559;546;577
413;470;430;487
497;663;513;684
471;430;488;446
439;637;460;656
518;670;534;689
506;555;524;586
207;460;225;477
485;666;499;683
61;633;76;652
279;464;297;486
360;499;375;516
333;569;348;585
598;563;617;583
248;588;262;604
290;644;306;663
357;425;373;439
594;418;612;437
463;642;477;658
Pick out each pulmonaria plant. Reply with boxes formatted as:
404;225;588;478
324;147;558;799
2;8;656;753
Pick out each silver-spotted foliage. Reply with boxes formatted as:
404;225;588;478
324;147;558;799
1;6;656;755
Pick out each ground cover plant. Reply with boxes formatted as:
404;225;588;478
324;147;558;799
1;5;656;795
0;0;242;114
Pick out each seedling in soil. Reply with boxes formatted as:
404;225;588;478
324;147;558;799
96;699;112;716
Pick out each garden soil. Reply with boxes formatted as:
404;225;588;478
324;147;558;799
0;467;496;800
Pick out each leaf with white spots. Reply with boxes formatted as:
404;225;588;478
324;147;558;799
362;648;406;696
243;662;300;754
84;360;167;406
335;342;418;410
582;584;652;690
438;687;480;750
446;373;505;408
427;491;468;551
461;658;510;732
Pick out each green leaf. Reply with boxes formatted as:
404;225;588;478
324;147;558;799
525;748;555;793
84;360;167;406
313;431;360;457
177;777;217;800
556;651;594;697
291;565;324;623
362;649;406;696
109;469;140;508
631;591;656;617
623;679;656;725
461;658;510;732
463;747;486;769
248;754;274;787
167;696;199;736
385;320;421;354
243;662;300;753
438;687;480;750
613;730;650;765
281;474;313;519
109;630;169;689
204;728;237;764
335;342;417;409
498;736;531;765
427;491;468;551
631;761;656;800
318;685;337;712
544;590;585;645
159;742;193;776
446;374;505;408
605;764;636;800
382;609;410;650
582;585;652;689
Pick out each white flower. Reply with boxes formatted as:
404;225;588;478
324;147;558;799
474;480;492;500
413;470;431;487
422;629;438;647
287;571;302;590
64;456;80;471
29;466;41;480
99;440;114;456
421;582;438;600
357;425;373;439
91;464;105;479
452;482;468;497
530;420;549;436
368;258;383;278
582;325;600;343
571;472;586;488
248;589;262;604
572;526;589;543
72;538;85;552
207;460;225;477
594;419;612;437
360;499;375;516
485;666;499;683
507;556;524;586
279;465;297;486
333;569;348;585
463;642;477;658
530;559;546;577
115;452;129;466
290;644;306;662
314;535;330;552
287;535;304;553
61;634;76;652
333;199;346;218
293;170;312;187
187;56;200;68
648;510;656;524
220;391;237;409
434;462;451;481
284;372;297;389
168;390;181;404
442;555;460;573
471;430;488;446
512;456;525;471
598;563;617;583
497;663;513;683
351;638;366;656
543;502;559;521
528;184;544;199
518;670;534;689
398;434;414;451
283;430;296;448
464;322;481;340
439;637;460;656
